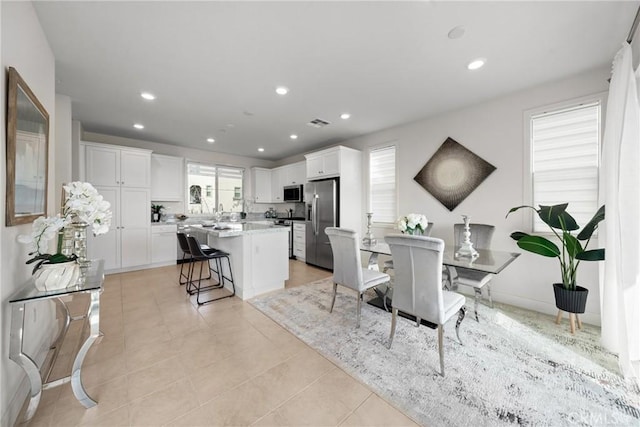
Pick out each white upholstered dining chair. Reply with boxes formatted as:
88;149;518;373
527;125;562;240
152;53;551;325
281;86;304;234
447;223;495;322
325;227;390;328
385;234;466;377
382;222;434;274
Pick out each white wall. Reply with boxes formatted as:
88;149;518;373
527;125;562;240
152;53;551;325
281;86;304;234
55;94;73;204
71;120;83;181
1;2;57;425
340;66;612;326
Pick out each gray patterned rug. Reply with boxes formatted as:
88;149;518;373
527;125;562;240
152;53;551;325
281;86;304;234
250;279;640;426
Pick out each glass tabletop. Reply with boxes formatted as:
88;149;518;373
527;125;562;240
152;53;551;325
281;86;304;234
9;259;105;304
360;242;519;274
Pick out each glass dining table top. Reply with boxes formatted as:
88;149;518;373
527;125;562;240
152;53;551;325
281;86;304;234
9;259;105;304
360;241;520;274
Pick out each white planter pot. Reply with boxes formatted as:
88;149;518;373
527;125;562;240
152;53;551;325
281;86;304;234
33;261;80;291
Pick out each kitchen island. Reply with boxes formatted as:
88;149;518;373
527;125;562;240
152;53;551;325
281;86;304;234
182;222;289;300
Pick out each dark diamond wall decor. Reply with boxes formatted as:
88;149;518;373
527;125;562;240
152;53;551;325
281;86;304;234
413;137;496;211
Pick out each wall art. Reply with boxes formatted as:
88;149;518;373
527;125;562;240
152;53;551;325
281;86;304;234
413;137;496;211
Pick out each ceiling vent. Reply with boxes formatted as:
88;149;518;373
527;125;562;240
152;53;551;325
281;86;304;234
307;118;331;128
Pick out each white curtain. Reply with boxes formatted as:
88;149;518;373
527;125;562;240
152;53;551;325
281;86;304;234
600;42;640;385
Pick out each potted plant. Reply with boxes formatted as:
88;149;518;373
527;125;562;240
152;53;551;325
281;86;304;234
506;203;605;315
151;204;164;222
17;182;112;290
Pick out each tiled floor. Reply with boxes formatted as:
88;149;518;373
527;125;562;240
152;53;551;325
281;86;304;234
18;261;418;426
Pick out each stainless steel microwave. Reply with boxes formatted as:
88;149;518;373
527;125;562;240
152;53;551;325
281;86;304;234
283;184;303;202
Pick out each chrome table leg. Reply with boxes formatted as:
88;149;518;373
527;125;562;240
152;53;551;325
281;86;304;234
70;290;100;408
9;303;42;422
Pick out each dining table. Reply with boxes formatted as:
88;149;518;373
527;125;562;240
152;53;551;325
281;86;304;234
360;240;520;321
360;241;520;275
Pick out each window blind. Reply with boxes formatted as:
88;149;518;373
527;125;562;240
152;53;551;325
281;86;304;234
369;145;396;223
531;102;600;232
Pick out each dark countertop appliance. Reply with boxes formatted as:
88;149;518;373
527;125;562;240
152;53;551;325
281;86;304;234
273;219;295;259
283;184;303;202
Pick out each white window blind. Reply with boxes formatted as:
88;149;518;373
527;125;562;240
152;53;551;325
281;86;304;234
531;101;600;232
369;145;396;223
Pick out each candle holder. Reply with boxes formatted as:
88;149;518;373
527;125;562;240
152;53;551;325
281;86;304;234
362;212;377;246
456;215;478;258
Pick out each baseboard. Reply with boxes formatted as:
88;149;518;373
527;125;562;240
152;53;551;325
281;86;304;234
3;332;56;427
105;261;176;275
2;376;30;427
491;291;601;326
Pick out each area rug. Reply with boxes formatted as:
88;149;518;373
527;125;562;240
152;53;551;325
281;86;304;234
250;279;640;426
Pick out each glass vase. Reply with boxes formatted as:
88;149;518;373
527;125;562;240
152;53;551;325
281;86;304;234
72;222;90;267
59;227;75;257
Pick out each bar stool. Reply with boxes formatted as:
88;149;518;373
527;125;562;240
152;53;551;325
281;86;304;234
185;235;235;305
176;232;216;286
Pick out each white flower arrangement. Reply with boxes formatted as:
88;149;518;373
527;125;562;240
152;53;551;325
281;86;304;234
62;181;112;235
396;213;428;235
18;182;112;271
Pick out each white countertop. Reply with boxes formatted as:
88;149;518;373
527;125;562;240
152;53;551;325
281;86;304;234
182;222;288;237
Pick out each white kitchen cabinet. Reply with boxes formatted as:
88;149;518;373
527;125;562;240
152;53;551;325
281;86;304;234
151;154;184;201
87;186;151;271
82;142;152;272
271;167;284;202
305;147;341;180
284;161;306;186
120;188;152;268
293;222;306;260
84;143;151;188
86;186;120;271
151;224;178;265
252;167;272;203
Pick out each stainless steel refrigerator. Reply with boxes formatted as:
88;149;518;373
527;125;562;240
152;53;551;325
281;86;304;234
305;179;338;270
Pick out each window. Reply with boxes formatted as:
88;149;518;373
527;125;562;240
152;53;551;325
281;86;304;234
529;100;601;232
369;145;397;223
187;162;244;214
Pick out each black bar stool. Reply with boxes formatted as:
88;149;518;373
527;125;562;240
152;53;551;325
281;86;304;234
185;235;235;305
176;232;216;286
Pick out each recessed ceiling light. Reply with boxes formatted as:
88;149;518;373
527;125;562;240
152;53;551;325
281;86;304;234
340;113;351;120
140;92;156;100
290;134;298;140
467;58;486;70
447;26;465;39
133;123;144;129
275;86;289;95
207;138;215;143
258;148;265;152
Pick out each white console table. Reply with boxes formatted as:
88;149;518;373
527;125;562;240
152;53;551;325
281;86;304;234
8;260;104;422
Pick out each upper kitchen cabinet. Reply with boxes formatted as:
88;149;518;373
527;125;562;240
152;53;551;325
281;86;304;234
84;142;151;188
252;167;272;203
305;147;341;180
305;146;360;181
151;153;184;201
271;167;284;202
284;161;306;186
